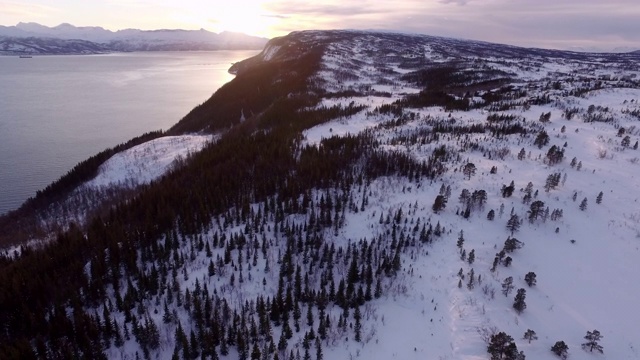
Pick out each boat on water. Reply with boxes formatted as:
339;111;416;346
19;55;33;58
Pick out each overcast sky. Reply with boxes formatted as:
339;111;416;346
1;0;639;51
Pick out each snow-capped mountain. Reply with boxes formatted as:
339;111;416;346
0;22;268;55
1;30;640;360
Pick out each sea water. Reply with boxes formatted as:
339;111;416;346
0;50;258;215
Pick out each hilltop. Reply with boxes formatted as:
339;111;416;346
1;30;640;359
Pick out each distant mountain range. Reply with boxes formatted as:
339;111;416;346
0;22;269;55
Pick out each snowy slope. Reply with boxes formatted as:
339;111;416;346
6;31;640;360
85;135;212;189
295;32;640;360
92;31;640;360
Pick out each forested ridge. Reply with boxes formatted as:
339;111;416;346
0;31;447;359
2;30;640;359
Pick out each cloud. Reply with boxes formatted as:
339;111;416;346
438;0;471;5
261;0;640;50
0;1;59;19
264;2;388;17
262;14;290;19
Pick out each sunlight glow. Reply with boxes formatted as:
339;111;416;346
176;0;277;37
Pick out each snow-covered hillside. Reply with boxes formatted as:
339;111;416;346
86;135;212;189
295;32;640;360
2;31;640;360
109;31;640;359
294;32;640;360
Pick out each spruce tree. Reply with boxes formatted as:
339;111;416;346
457;230;465;250
579;197;588;211
251;342;261;360
513;288;527;314
354;305;362;342
306;304;314;327
506;214;521;234
466;268;475;290
315;338;323;360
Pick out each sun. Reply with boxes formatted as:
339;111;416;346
178;0;278;37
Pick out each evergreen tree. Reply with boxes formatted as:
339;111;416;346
487;209;495;221
523;329;537;344
277;330;287;352
503;256;512;267
539;111;551;123
622;135;631;148
534;130;550;148
506;214;521;234
374;278;382;299
432;195;447;213
463;162;477;180
551;341;569;359
306;304;314;327
466;268;475;290
513;288;527;314
579;197;588;211
457;230;465;250
490;256;500;272
524;272;537;287
487;332;522;360
546;145;564;165
528;201;545;223
354;305;362;342
502;277;514;297
596;191;603;204
315;338;323;360
251;342;261;360
503;237;523;253
582;329;603;353
208;259;216;277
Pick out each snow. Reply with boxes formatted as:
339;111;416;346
13;31;640;360
86;134;212;188
295;33;640;359
306;98;640;359
261;44;281;61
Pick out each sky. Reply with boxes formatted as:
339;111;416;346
1;0;639;51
